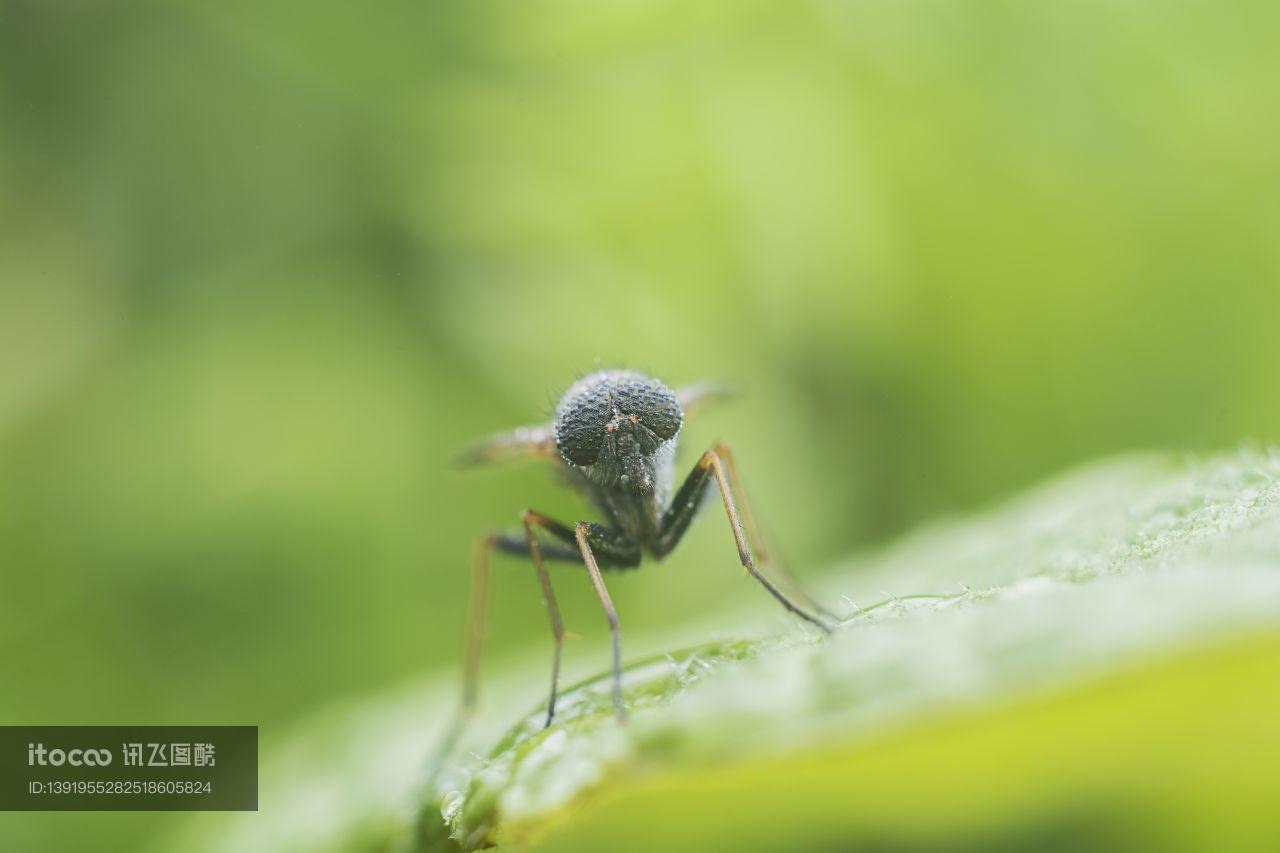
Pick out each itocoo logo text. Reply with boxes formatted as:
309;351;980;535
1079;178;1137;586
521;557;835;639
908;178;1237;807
27;743;113;766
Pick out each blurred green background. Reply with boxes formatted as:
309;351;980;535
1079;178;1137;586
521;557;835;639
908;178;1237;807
1;0;1277;851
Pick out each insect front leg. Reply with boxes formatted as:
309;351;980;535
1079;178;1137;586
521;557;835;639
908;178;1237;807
572;522;638;720
520;510;573;727
709;442;838;622
515;513;639;725
656;444;832;633
427;515;581;788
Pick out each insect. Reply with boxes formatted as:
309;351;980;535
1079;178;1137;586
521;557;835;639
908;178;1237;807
447;369;833;738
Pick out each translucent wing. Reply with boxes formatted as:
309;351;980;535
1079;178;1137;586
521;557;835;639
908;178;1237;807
456;423;558;467
676;381;736;419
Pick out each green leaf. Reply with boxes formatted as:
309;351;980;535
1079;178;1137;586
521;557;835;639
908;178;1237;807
156;450;1280;853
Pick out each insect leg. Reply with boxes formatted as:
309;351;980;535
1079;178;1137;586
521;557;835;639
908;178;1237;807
427;516;585;785
574;522;629;720
521;510;573;727
425;533;497;786
462;535;494;712
657;447;831;633
516;513;638;724
711;442;837;622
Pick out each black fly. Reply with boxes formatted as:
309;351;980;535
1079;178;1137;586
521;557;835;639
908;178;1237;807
442;369;832;750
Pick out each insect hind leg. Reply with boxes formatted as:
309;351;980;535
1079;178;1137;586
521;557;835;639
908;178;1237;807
492;529;641;570
490;531;581;563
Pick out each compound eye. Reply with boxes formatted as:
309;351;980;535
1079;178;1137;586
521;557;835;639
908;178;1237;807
616;383;682;440
555;401;607;466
